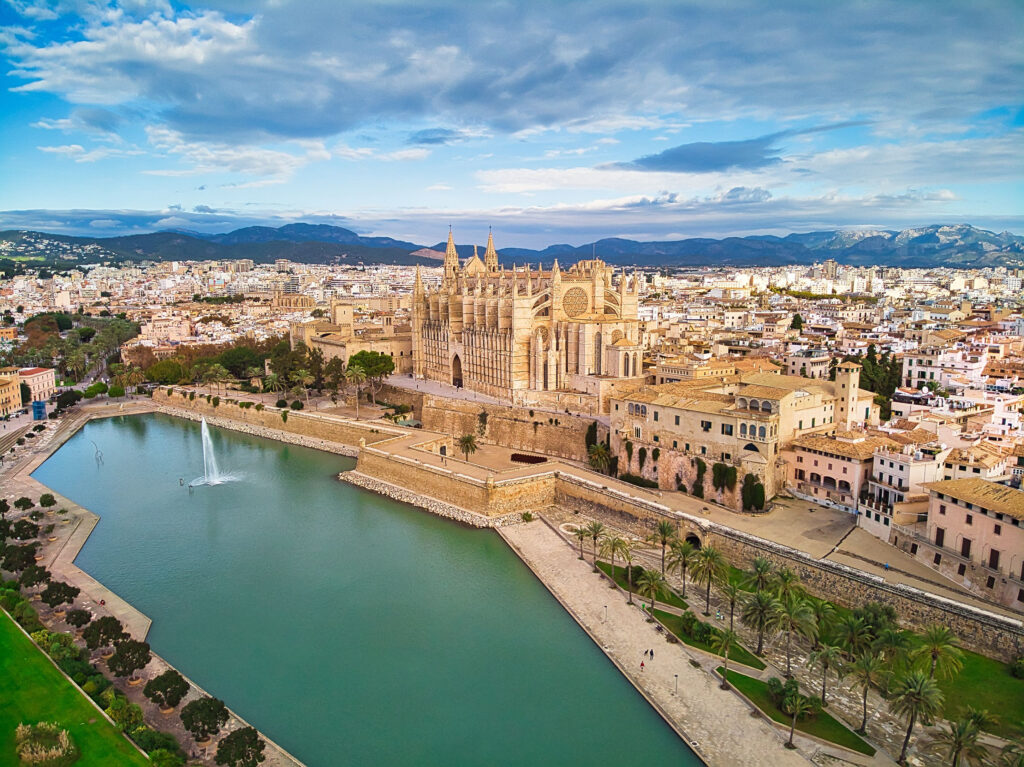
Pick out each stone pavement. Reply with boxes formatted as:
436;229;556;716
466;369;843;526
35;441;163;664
500;520;818;767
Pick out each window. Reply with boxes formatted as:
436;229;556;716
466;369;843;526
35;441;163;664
883;517;890;526
957;563;966;576
1018;589;1024;603
986;576;995;589
685;443;690;452
797;455;803;463
700;420;712;432
989;549;1000;570
933;553;942;565
674;415;679;426
994;524;1001;535
960;539;972;558
935;527;945;547
700;446;707;455
633;426;641;439
939;504;946;515
723;452;731;461
653;411;659;422
966;514;973;526
653;435;659;442
721;424;733;436
910;543;918;555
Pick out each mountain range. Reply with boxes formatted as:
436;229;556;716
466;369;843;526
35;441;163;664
2;223;1022;270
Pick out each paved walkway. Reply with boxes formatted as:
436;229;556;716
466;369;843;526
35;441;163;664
500;520;816;767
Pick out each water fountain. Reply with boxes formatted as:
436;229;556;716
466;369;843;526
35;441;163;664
190;417;236;486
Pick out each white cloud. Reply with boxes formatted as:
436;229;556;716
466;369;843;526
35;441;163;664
143;125;325;178
426;184;452;191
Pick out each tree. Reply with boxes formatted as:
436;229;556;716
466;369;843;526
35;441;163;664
146;359;185;385
457;433;478;462
291;368;314;405
216;726;266;767
18;564;50;589
572;526;588;560
107;638;151;680
150;749;186;767
181;696;229;742
39;493;56;508
666;539;697;599
783;691;813;749
790;313;803;331
203;363;231;396
12;519;40;540
599;534;628;588
646;520;676;574
741;591;781;656
14;496;34;511
773;567;803;602
808;644;844;706
712;629;739;689
620;539;636;604
807;597;836;649
347;350;394;400
324;357;345;398
345;364;367;418
848;651;885;734
911;624;964;680
692;545;727;616
874;627;913;668
746;556;774;593
834;614;873;658
721;581;741;632
0;498;8;519
65;609;92;629
999;742;1024;767
584;521;606;572
145;669;190;710
83;615;127;650
928;717;988;767
772;597;818;677
889;670;944;765
41;581;80;610
587;442;611;474
2;543;39;573
106;696;143;731
636;569;666;618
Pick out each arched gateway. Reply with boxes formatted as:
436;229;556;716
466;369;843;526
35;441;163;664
452;354;463;388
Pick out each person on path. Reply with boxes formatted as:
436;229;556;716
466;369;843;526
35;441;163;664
640;661;645;672
650;649;654;660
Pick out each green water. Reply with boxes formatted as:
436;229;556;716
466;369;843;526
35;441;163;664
33;413;697;766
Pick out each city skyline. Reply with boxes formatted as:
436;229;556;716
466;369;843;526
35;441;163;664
1;0;1022;246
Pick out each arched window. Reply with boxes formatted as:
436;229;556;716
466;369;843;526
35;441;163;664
748;399;760;411
628;403;634;415
761;401;772;413
740;423;747;436
641;405;647;416
758;425;766;439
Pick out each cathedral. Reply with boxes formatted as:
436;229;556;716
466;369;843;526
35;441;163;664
411;230;643;402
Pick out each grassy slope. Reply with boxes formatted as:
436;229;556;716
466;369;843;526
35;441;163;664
655;609;766;670
936;648;1024;741
596;561;689;610
718;667;876;756
0;610;149;766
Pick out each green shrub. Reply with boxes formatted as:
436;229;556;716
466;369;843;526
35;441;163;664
15;721;79;767
281;411;288;423
255;403;264;411
211;396;220;407
637;446;647;471
275;399;288;408
521;511;534;522
189;392;195;401
129;726;183;755
290;400;303;410
1011;657;1024;679
619;472;658;488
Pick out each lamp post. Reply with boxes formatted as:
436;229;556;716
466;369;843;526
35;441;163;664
674;674;678;694
603;605;608;622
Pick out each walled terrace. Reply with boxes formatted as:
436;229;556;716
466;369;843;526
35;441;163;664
151;388;1024;663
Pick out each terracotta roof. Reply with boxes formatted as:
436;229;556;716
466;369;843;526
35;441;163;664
792;433;898;460
924;478;1024;520
18;367;50;375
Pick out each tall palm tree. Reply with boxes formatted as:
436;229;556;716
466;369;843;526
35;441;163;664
587;442;611;474
646;520;677;574
929;717;988;767
292;367;314;405
620;539;636;604
874;627;914;668
458;434;478;463
636;569;666;619
712;629;739;689
572;526;588;560
263;373;282;400
584;521;606;571
912;625;964;680
808;644;844;706
807;597;836;649
345;364;367;418
834;615;873;658
746;556;774;594
600;534;628;588
772;596;818;677
666;539;697;599
784;692;813;750
889;670;944;765
848;651;885;734
740;591;780;656
721;581;741;632
203;363;231;396
773;567;803;603
691;545;728;616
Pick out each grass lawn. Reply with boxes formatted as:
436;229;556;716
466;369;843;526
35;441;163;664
654;609;766;670
937;649;1024;741
596;561;689;610
0;610;150;766
717;666;876;756
726;565;754;592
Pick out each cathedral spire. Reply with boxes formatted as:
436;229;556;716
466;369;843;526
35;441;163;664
414;264;423;298
443;227;459;284
484;227;499;272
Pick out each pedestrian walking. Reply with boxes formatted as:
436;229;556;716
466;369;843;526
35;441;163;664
640;661;645;672
650;649;654;660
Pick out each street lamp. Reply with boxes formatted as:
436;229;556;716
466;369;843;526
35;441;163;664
674;674;678;694
603;605;608;622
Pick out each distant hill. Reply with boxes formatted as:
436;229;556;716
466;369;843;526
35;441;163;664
1;223;1021;269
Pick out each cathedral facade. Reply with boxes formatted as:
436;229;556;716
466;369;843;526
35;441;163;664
411;230;642;401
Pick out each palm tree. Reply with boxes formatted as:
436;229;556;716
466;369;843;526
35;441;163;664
666;539;697;599
345;364;367;418
203;363;231;396
999;741;1024;767
929;717;988;767
263;373;282;400
620;540;636;604
740;591;780;655
912;625;964;680
587;442;611;474
773;567;803;602
808;644;844;706
636;569;666;619
458;434;478;463
874;627;914;668
772;596;818;677
691;545;727;616
584;521;606;571
292;367;314;405
712;629;739;689
784;692;813;750
600;535;628;588
721;581;741;632
848;651;885;734
646;520;676;574
889;670;944;765
807;597;836;650
746;556;774;593
572;526;588;560
834;614;873;658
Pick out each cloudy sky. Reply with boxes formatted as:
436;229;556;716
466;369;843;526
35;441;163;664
0;0;1021;247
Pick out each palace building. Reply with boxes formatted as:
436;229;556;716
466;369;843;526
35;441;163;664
411;230;643;403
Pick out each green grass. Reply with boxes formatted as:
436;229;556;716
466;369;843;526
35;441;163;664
936;649;1024;741
0;610;150;766
717;667;875;756
596;561;689;610
726;565;754;592
654;609;766;670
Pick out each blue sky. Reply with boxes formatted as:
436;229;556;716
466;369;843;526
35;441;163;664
0;0;1022;247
